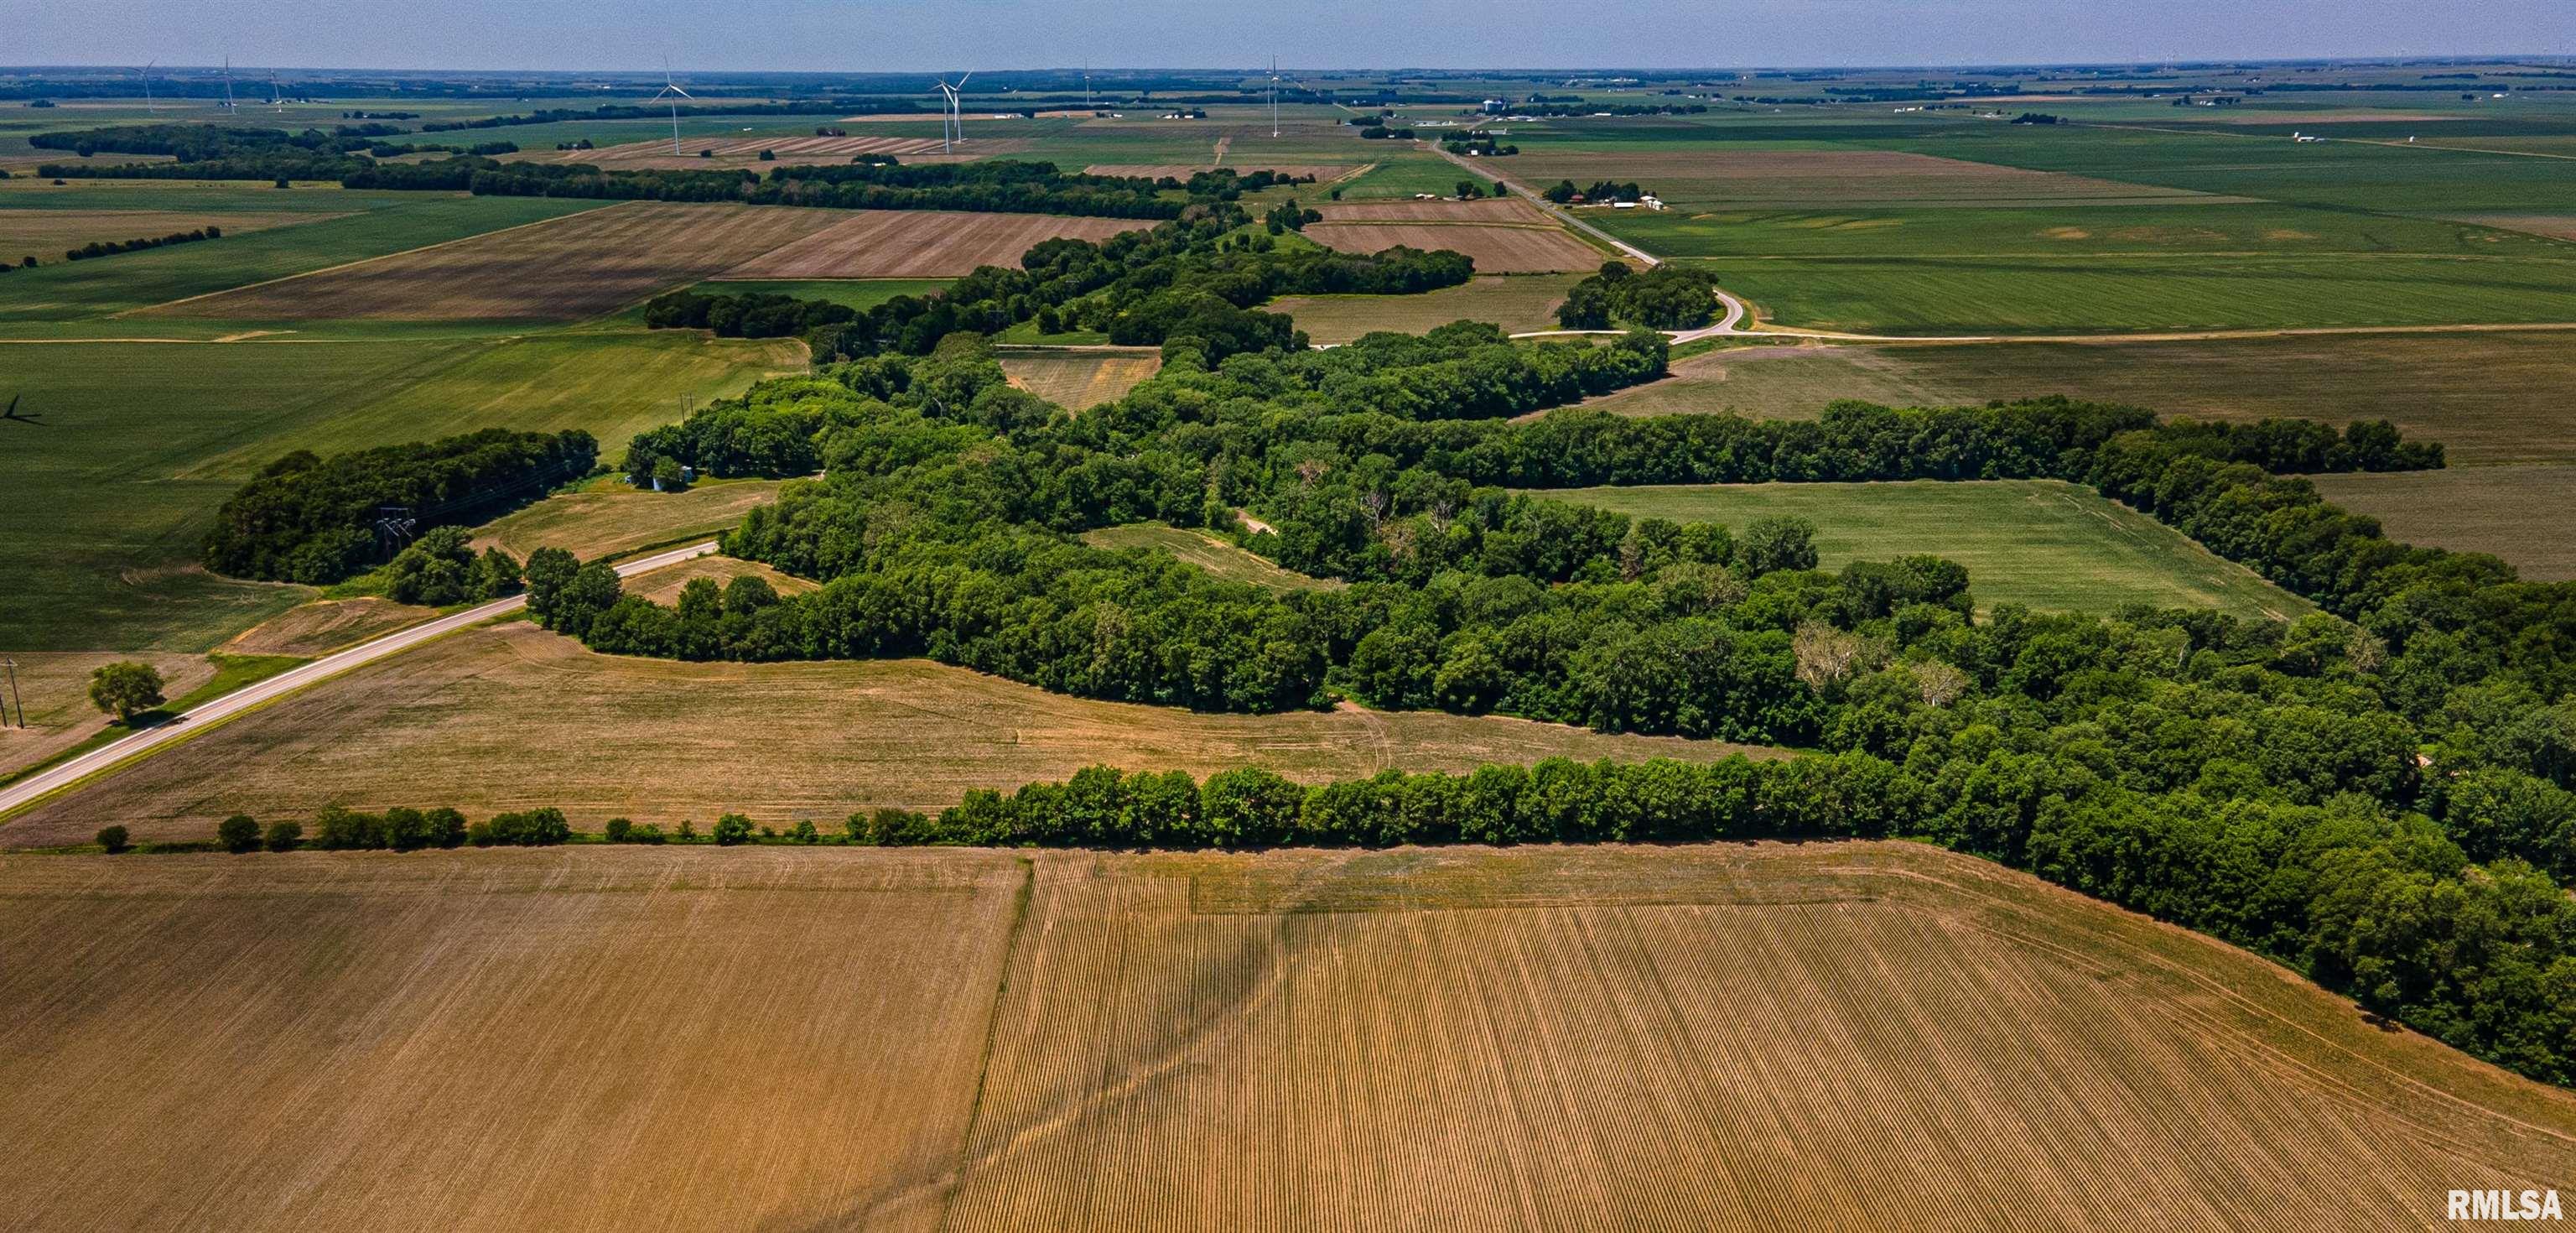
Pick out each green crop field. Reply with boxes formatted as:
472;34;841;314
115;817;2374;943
0;330;802;653
1538;479;2314;619
1273;273;1584;342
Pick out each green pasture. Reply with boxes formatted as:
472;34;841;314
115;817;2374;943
1540;479;2314;619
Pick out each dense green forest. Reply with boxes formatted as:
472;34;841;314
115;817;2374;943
489;327;2575;1085
203;429;595;584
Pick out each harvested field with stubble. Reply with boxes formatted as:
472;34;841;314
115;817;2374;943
0;622;1772;849
2311;465;2576;581
143;201;849;320
1276;273;1587;342
999;347;1163;408
719;209;1155;279
217;597;437;659
1304;220;1601;273
2;841;2568;1230
1312;195;1553;224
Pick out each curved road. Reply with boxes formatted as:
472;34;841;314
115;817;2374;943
0;540;718;823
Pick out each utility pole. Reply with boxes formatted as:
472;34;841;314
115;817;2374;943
3;657;20;728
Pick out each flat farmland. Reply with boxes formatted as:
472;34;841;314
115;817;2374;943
1578;342;1981;419
718;209;1154;279
1507;146;2220;209
1304;221;1601;273
0;191;601;324
0;622;1771;849
146;201;853;321
471;478;790;562
0;207;340;257
999;347;1164;408
1711;253;2576;335
563;133;962;170
4;842;2566;1230
1540;479;2313;619
0;849;1026;1232
1314;196;1555;224
2311;465;2576;581
1789;331;2576;466
685;277;950;312
1273;273;1585;343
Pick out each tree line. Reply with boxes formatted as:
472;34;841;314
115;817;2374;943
1555;262;1719;330
63;225;220;263
174;747;2576;1086
345;156;1189;220
203;429;595;584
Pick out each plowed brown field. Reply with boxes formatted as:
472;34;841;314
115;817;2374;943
719;209;1154;278
1315;196;1552;224
1305;221;1600;273
143;201;849;320
0;842;2567;1230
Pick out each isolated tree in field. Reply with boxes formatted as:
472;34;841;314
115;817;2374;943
96;825;131;854
217;814;261;853
713;813;755;845
87;661;164;722
262;819;302;851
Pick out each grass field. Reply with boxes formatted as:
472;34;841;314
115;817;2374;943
2311;465;2576;581
1275;273;1586;342
470;478;789;561
1582;332;2576;466
686;277;951;310
1081;523;1342;590
217;597;439;658
0;331;801;652
0;206;340;257
0;622;1771;847
0;840;2566;1229
1540;480;2313;618
998;348;1164;408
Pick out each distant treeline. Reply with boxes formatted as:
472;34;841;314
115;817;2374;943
203;429;597;584
344;156;1188;219
31;122;403;181
63;226;220;262
417;99;934;132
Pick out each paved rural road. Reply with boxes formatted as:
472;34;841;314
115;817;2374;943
0;540;719;822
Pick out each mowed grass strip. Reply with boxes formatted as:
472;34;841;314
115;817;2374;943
0;622;1773;848
1711;253;2576;335
1538;479;2312;619
142;201;852;321
2310;465;2576;582
1275;273;1585;343
1304;221;1602;273
1080;523;1341;591
999;349;1164;409
471;478;789;562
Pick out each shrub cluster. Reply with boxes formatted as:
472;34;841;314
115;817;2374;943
64;226;220;262
202;428;595;584
216;806;569;851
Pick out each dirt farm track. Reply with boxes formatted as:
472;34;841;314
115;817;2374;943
0;841;2567;1230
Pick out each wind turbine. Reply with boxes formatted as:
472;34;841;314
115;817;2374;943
1270;57;1285;138
221;57;236;112
139;62;158;113
268;70;283;112
650;60;694;156
933;71;973;152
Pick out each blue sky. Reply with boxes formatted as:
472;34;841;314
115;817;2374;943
7;0;2573;71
